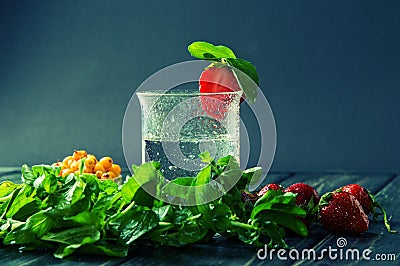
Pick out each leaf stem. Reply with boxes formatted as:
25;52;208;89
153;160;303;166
157;222;175;233
230;221;255;231
377;203;397;233
121;201;136;215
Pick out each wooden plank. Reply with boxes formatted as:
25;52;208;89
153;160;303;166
277;173;394;195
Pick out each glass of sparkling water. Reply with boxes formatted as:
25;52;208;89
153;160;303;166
137;89;242;180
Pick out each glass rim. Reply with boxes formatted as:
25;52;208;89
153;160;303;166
136;89;243;97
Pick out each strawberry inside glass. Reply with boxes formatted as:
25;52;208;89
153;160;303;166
199;65;244;119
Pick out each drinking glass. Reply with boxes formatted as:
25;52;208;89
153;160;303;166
137;89;242;180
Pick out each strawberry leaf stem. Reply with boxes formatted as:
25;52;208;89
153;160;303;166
367;190;397;233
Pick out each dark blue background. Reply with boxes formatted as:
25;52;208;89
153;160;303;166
1;0;399;173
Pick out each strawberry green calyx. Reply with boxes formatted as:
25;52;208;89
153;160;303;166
366;190;397;234
188;41;259;104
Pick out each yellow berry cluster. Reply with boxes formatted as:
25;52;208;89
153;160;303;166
52;150;122;180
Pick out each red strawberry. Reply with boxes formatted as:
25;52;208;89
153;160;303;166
284;183;319;207
341;184;373;214
199;64;243;119
319;192;369;234
339;184;397;233
257;183;283;197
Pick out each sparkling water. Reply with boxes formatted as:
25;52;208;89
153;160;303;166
137;89;242;181
143;137;239;179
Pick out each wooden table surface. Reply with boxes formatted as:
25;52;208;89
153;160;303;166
0;168;398;265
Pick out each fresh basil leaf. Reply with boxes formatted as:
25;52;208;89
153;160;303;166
211;203;232;233
161;177;193;200
216;155;234;167
118;210;159;245
3;226;37;245
21;164;36;186
133;186;155;209
236;227;261;246
78;243;129;257
0;181;18;198
252;191;300;219
42;225;101;258
31;164;55;177
65;211;102;228
261;221;288;248
6;185;36;219
255;210;308;237
227;58;259;85
64;177;86;205
12;200;40;221
121;177;140;203
188;41;236;60
98;179;119;195
194;165;212;186
43;173;58;194
153;205;170;221
92;193;121;215
24;212;54;237
151;161;162;170
150;216;208;247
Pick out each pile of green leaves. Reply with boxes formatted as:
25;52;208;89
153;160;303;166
0;154;307;259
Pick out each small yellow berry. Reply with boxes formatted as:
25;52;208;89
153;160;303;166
70;161;79;171
99;157;113;170
94;163;105;173
73;150;87;160
85;157;97;168
101;172;112;180
60;169;73;177
95;170;103;179
110;164;122;176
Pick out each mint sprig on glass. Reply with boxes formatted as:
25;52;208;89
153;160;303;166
188;41;259;103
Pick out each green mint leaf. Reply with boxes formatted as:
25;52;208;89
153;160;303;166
227;58;259;85
228;61;258;104
188;41;236;60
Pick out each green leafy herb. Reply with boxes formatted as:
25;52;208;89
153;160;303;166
188;41;236;60
0;155;309;259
